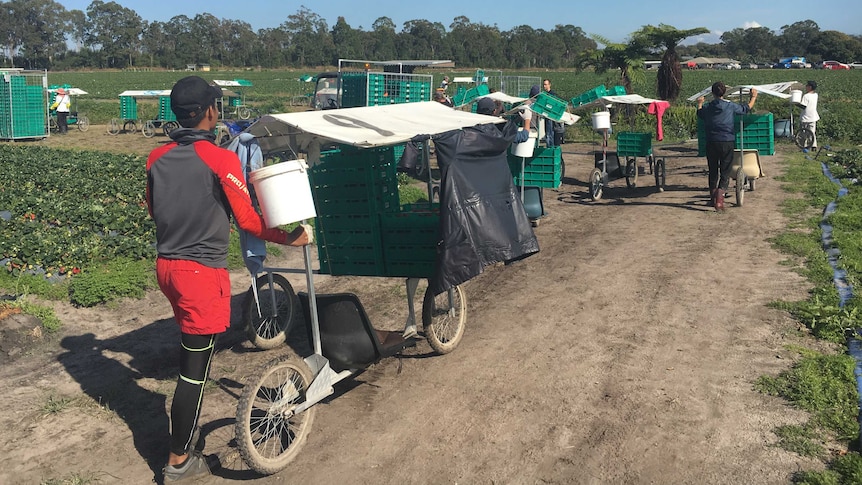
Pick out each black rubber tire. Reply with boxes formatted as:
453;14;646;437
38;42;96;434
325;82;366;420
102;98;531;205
735;168;745;207
794;128;815;149
559;158;566;187
244;273;300;350
122;120;138;133
48;117;58;132
589;167;603;201
647;155;654;175
236;356;315;475
238;106;252;120
162;121;179;136
625;158;638;188
654;158;666;192
422;285;467;355
749;178;756;191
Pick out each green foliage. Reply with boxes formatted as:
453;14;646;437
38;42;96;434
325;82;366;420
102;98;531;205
1;299;62;333
773;424;827;458
398;185;429;206
755;349;858;440
68;258;155;307
795;452;862;484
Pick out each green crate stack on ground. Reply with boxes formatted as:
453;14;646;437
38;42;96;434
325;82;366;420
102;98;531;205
158;96;177;122
616;132;653;157
508;146;562;189
310;145;400;276
696;112;775;156
380;202;441;278
120;95;137;121
0;70;47;139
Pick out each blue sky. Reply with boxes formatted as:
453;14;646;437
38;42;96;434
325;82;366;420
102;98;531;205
57;0;860;45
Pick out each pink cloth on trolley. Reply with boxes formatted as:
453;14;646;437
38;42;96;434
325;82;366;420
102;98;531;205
648;101;671;141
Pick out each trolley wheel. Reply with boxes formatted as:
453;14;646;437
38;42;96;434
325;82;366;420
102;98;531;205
238;106;252;120
735;168;745;207
559;158;566;186
422;284;467;355
77;115;90;132
647;155;655;175
589;167;604;201
243;273;300;350
625;158;638;188
107;119;119;135
794;128;815;149
48;117;58;132
162;121;179;136
236;356;316;475
122;120;138;133
748;177;756;191
654;158;666;192
142;121;156;138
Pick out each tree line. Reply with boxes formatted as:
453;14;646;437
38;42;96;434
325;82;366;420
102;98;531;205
1;1;860;71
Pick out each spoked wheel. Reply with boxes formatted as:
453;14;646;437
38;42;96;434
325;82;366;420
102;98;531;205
654;158;666;192
48;117;58;132
77;115;90;132
735;168;745;207
107;119;120;135
589;167;604;201
142;121;157;138
162;121;179;136
422;284;467;354
559;158;566;187
625;158;638;188
238;106;252;120
647;155;655;175
243;273;300;350
236;356;316;475
794;128;815;149
748;177;756;191
122;120;138;134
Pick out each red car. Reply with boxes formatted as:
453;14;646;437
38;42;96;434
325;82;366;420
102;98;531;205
822;60;850;70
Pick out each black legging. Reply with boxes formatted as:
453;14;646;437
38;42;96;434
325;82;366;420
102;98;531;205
170;333;217;456
706;141;735;192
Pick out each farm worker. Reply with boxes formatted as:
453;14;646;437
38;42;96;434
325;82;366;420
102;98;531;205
696;82;757;211
542;79;565;147
50;88;71;134
146;75;312;482
476;97;530;143
798;80;819;150
518;85;542;139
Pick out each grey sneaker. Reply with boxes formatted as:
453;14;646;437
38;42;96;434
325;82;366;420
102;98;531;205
163;451;210;482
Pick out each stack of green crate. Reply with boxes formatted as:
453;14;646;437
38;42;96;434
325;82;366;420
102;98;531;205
311;145;400;276
380;202;440;278
508;146;562;189
0;71;46;139
341;72;369;108
697;112;775;156
616;132;653;157
159;96;177;121
120;96;137;120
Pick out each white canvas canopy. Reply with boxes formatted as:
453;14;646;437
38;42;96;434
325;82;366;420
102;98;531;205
118;90;172;98
686;82;797;102
573;94;661;111
476;91;525;105
247;101;505;160
48;87;87;96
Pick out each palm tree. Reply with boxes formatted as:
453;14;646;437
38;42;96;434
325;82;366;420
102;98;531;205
575;34;649;94
635;24;708;101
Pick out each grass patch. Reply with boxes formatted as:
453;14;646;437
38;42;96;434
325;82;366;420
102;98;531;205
774;424;827;458
0;298;63;333
68;258;155;307
40;472;102;485
794;452;862;484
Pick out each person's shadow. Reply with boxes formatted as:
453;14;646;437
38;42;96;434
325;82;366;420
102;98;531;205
57;292;251;482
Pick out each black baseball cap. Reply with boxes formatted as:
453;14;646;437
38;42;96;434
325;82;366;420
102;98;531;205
476;97;496;115
170;76;222;124
806;80;817;90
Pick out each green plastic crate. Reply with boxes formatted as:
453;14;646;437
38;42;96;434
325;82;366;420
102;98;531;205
530;92;568;120
696;112;775;156
380;206;440;278
616;132;653;157
571;85;607;107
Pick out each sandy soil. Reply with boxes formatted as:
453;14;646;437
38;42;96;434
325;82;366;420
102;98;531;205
0;126;829;484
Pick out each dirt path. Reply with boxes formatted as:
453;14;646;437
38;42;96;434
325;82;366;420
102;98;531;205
0;131;825;484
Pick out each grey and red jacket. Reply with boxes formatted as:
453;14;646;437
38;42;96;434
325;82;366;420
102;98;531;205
146;128;287;268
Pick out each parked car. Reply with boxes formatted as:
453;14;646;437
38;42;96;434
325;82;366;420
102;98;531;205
851;62;862;69
746;63;759;69
717;62;741;70
822;60;851;70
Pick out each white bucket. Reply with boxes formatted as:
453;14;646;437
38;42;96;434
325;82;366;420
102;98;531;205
790;89;803;104
248;159;317;228
511;130;538;158
591;111;611;131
